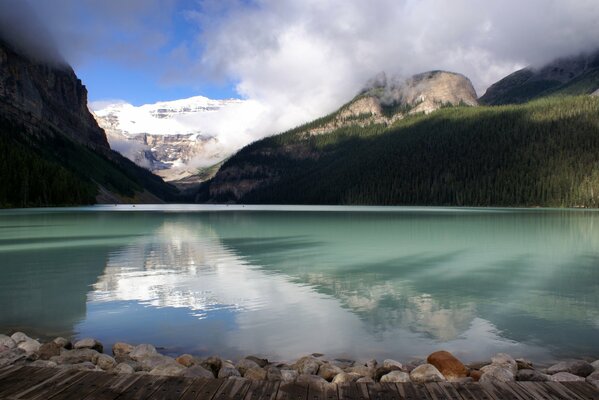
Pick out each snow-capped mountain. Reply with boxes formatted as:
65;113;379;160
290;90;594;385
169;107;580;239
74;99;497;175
92;96;256;183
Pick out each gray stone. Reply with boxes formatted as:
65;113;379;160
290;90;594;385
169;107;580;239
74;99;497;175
490;353;518;376
219;362;241;378
517;369;549;382
380;371;411;383
129;344;158;361
0;335;16;349
139;354;176;372
112;342;134;357
201;356;223;376
587;371;599;382
176;354;196;367
10;332;30;344
0;348;26;367
346;365;374;379
331;359;355;369
73;338;103;353
591;360;599;371
184;365;215;379
516;358;533;370
294;356;321;375
267;367;282;381
479;365;515;383
409;364;446;383
356;377;375;383
50;348;100;365
96;354;117;370
547;360;594;377
550;372;585;382
53;337;71;349
366;359;378;369
237;358;261;375
149;363;186;377
37;342;61;360
318;363;343;381
29;360;58;368
383;359;403;370
332;372;360;384
281;369;299;382
17;338;40;354
246;356;269;368
375;366;402;381
113;363;135;374
296;374;328;385
244;367;267;381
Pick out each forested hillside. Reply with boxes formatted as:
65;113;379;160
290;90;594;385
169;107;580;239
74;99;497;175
197;96;599;207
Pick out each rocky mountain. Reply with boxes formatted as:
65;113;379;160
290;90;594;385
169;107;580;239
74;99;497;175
0;38;178;207
93;97;246;183
480;50;599;105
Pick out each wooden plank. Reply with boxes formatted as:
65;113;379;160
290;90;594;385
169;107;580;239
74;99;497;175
367;383;401;400
450;383;477;400
80;373;142;400
114;375;168;400
308;381;338;400
0;366;60;398
517;381;555;400
43;370;117;400
275;382;309;400
518;381;585;400
213;378;252;400
396;383;431;400
461;383;497;400
337;383;369;400
0;365;24;382
434;383;463;400
425;383;462;400
16;369;88;400
480;382;526;400
501;383;538;400
561;382;599;400
543;382;585;400
244;380;280;400
179;378;224;400
147;376;196;400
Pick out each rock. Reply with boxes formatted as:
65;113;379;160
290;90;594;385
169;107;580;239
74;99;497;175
281;369;299;382
129;344;158;361
50;348;100;365
479;365;515;383
380;371;411;383
96;354;117;370
0;335;16;349
294;356;321;375
550;372;585;382
591;360;599;370
201;356;223;376
246;356;269;368
591;380;599;390
138;355;176;372
29;360;58;368
113;363;135;374
332;372;360;384
332;359;355;369
366;359;378;369
318;363;343;381
516;358;533;370
176;354;196;368
245;367;267;381
409;364;446;383
114;356;141;371
297;374;328;385
17;338;41;354
547;360;594;377
112;342;134;357
490;353;518;376
53;337;72;349
219;362;241;378
356;377;375;383
237;358;261;375
73;338;103;353
467;361;491;370
517;369;549;382
0;348;26;367
587;371;599;383
267;367;282;381
383;359;403;370
427;351;469;381
374;366;402;381
312;353;324;358
149;363;186;377
346;365;374;379
184;365;214;379
37;342;61;360
469;370;482;382
10;332;30;344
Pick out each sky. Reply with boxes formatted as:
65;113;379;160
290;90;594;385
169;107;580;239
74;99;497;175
2;0;599;139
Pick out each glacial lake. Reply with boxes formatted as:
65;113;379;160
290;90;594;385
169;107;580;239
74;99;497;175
0;205;598;364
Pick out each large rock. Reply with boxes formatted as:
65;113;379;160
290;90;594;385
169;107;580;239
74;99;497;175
237;358;261;375
113;363;135;374
267;367;282;381
515;358;533;370
138;354;176;372
479;365;515;383
547;360;594;377
96;354;117;370
318;363;343;381
409;364;446;383
129;344;158;361
383;359;403;370
332;372;360;384
149;363;186;377
184;365;214;379
374;366;402;381
201;356;223;376
0;348;26;367
550;372;585;382
218;362;241;378
366;359;378;369
10;332;30;344
380;371;411;383
37;342;61;360
0;335;16;349
246;356;269;368
53;337;72;349
50;348;100;365
516;369;549;382
346;365;374;379
244;367;267;381
73;338;103;353
17;338;41;354
591;360;599;370
427;351;468;380
281;369;299;382
587;371;599;383
296;374;329;385
176;354;196;368
294;356;321;375
490;353;518;376
331;359;355;369
112;342;134;357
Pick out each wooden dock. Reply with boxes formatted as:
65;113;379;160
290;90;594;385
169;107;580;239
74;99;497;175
0;365;598;400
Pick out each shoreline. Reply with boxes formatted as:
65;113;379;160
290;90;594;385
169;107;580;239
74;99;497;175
1;332;598;388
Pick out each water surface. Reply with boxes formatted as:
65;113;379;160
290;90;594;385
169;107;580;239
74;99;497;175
0;205;598;363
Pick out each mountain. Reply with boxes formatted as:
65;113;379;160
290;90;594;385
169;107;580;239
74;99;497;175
0;38;178;207
480;50;599;105
92;97;246;184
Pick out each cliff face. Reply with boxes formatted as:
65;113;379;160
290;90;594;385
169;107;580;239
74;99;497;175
0;39;109;150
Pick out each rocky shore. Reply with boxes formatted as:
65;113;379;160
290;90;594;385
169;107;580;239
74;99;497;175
1;332;598;389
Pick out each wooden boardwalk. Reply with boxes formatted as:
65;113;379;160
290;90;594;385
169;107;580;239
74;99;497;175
0;365;598;400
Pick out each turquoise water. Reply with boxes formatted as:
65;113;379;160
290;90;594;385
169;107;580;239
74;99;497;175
0;205;598;364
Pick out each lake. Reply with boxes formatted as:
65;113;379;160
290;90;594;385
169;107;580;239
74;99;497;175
0;205;598;364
